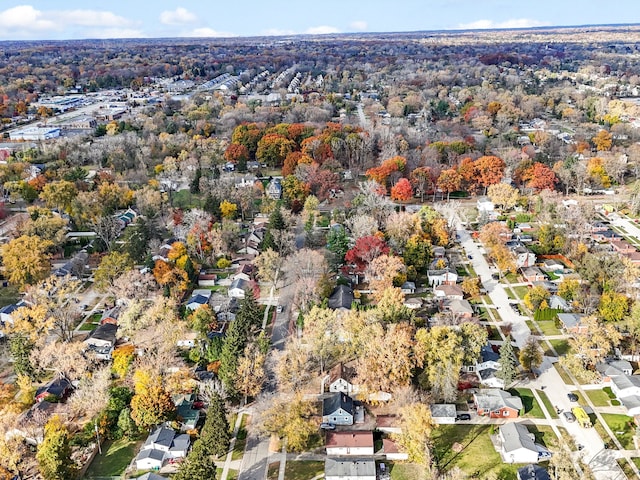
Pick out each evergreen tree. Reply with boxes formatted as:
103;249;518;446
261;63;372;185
190;168;202;194
217;297;254;397
117;407;138;439
326;226;349;268
204;195;221;220
9;333;36;378
173;441;217;480
201;392;231;458
269;207;286;230
496;337;518;386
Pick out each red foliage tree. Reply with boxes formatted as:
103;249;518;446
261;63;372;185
474;155;505;193
224;143;249;165
390;178;413;202
365;156;407;185
522;162;558;192
345;235;390;272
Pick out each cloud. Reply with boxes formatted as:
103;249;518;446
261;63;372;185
457;18;550;30
186;27;235;38
159;7;197;26
349;20;368;31
305;25;340;35
0;4;138;39
262;28;296;36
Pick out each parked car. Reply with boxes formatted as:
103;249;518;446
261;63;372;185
276;305;283;313
320;423;336;430
467;254;473;259
563;411;576;423
456;413;471;421
567;393;579;402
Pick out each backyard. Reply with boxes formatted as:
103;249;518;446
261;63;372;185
432;424;519;479
84;438;141;479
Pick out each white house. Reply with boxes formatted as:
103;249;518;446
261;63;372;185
228;278;250;299
135;427;190;471
325;431;374;456
427;268;458;287
476;344;504;388
328;363;357;394
84;323;118;360
477;197;495;212
498;423;542;464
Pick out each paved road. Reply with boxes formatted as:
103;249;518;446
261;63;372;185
456;216;626;479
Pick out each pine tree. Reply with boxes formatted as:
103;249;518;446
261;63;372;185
269;207;286;230
173;441;217;480
201;392;231;458
496;337;518;386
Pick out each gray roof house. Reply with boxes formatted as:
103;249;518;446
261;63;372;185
328;285;354;311
323;392;355;426
518;464;551;480
228;278;250;299
324;458;376;480
430;404;456;424
498;422;545;464
135;426;190;471
84;323;118;360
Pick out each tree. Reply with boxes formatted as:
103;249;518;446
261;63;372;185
200;392;231;458
487;183;519;210
0;235;53;288
259;393;316;453
524;285;550;311
366;254;406;299
415;326;462;402
220;200;238;219
593;129;613;151
94;252;134;292
496;338;518;386
218;300;253;397
18;207;69;247
326;226;349;267
598;291;629;322
236;341;266;404
410;166;436;202
36;415;75;480
437;168;462;200
224;143;249;166
474;155;505;193
40;180;77;213
92;215;123;251
558;278;580;302
130;369;176;430
570;316;622;368
393;402;435;467
117;407;138;439
302;306;340;373
390;178;413;202
519;336;544;373
345;235;390;272
365;156;406;186
256;133;295;167
173;441;217;480
522;162;558;192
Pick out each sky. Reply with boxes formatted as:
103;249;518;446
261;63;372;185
0;1;637;41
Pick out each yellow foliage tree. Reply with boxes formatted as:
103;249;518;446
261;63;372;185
0;235;53;289
220;200;238;219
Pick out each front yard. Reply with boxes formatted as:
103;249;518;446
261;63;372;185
601;413;636;449
432;424;519;478
509;388;545;419
283;460;324;480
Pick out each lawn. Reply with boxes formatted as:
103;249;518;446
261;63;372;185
217;467;239;480
509;388;545;419
537;389;559;419
513;286;530;300
432;424;519;478
505;288;516;300
617;458;640;480
0;284;19;308
84;438;141;478
78;322;99;331
283;460;324;480
553;363;574;385
388;461;426;480
504;273;519;283
547;339;569;356
232;414;249;461
601;413;636;449
586;389;613;407
536;321;562;336
529;424;561;450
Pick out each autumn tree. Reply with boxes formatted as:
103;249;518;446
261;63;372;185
40;180;77;213
569;316;622;369
1;235;53;288
94;251;134;292
36;415;75;480
345;235;390;272
522;162;558;192
390;178;413;202
474;155;505;194
130;369;176;430
487;183;519;210
524;285;551;311
592;129;613;151
220;200;238;219
366;254;406;299
365;156;406;186
437;168;462;200
256;133;295;167
410;166;436;202
598;291;629;322
236;341;266;404
224;143;249;166
415;326;462;402
258;393;316;453
519;336;544;373
393;403;436;468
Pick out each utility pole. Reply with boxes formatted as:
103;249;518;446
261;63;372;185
95;419;102;455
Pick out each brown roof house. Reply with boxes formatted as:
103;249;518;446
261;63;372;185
325;431;374;456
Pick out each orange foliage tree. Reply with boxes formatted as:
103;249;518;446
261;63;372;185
522;162;558;192
437;168;462;200
474;156;505;194
365;156;407;185
390;178;413;202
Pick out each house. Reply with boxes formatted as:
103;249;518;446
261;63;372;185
432;246;446;258
430;404;456;424
510;245;537;268
323;392;355;426
328;363;357;394
403;298;422;309
518;465;551;480
382;438;409;461
400;281;416;294
266;178;283;199
186;289;212;311
610;374;640;401
173;393;201;431
441;298;474;319
557;313;587;334
0;300;26;326
596;360;633;381
100;306;121;325
476;344;504;388
35;376;73;403
477;197;495;212
328;285;354;311
498;422;543;464
135;426;190;471
84;323;118;360
324;458;376;480
434;284;464;300
611;239;636;254
228;278;250;299
325;431;374;456
8;401;58;445
474;389;522;418
137;473;169;480
521;267;546;284
54;251;88;277
541;259;564;272
548;295;570;311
